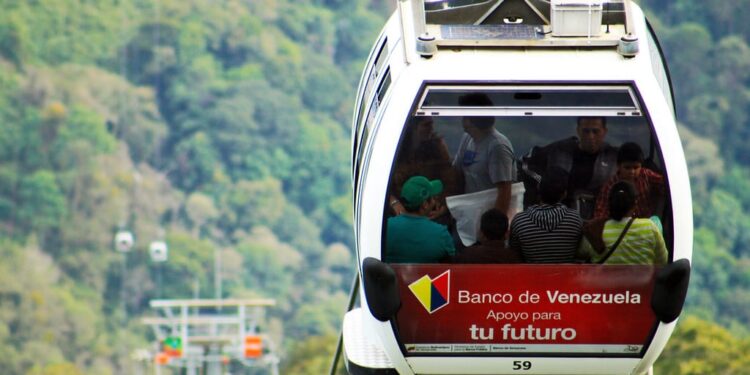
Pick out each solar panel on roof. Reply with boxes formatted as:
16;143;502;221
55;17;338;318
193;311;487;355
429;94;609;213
441;24;544;40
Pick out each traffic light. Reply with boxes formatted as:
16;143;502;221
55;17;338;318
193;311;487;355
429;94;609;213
162;336;182;358
244;335;263;358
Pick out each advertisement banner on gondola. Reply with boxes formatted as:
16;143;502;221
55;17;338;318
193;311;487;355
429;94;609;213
391;264;659;356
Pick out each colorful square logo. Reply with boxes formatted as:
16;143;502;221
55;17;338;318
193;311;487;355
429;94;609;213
408;270;450;314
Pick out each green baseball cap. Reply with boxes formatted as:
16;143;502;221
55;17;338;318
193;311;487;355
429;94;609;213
400;176;443;209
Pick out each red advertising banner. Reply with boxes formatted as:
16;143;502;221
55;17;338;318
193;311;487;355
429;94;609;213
391;264;659;356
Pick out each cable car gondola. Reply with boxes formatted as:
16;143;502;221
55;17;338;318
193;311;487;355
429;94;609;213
341;0;692;374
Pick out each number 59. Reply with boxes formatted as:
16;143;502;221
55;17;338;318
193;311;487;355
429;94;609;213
513;360;532;370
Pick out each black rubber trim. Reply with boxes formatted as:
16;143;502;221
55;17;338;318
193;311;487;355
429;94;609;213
362;257;401;322
651;258;691;323
345;358;399;375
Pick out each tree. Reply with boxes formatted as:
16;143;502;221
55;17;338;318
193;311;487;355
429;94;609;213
156;231;214;299
218;178;286;236
17;170;66;232
0;12;29;67
123;22;180;86
655;316;750;375
334;8;384;66
661;23;713;120
678;124;723;199
170;131;221;192
51;106;116;168
232;227;302;306
183;192;219;235
27;363;86;375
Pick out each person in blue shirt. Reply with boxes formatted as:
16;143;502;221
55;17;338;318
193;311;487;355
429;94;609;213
452;93;516;215
386;176;456;263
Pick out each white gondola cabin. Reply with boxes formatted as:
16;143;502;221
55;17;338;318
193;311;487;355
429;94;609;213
343;1;692;374
114;230;135;253
149;240;169;262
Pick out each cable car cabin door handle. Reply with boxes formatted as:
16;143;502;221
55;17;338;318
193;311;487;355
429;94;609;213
651;258;691;323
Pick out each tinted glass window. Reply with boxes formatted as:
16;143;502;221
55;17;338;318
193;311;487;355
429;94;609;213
421;86;638;110
356;68;392;183
356;38;389;140
385;85;670;261
353;38;389;194
645;26;675;112
383;85;672;359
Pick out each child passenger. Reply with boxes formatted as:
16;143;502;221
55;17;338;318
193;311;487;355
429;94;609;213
593;142;665;220
452;208;522;264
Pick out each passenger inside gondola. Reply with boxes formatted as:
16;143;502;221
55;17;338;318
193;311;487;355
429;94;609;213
385;176;456;263
452;93;516;216
452;208;523;264
510;167;584;263
384;89;674;263
520;116;617;220
593;142;666;222
388;117;459;226
580;181;668;265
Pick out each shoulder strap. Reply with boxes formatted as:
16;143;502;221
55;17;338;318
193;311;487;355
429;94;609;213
597;217;636;264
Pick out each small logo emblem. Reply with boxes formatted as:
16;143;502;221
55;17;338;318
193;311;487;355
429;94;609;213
408;270;450;314
626;345;640;353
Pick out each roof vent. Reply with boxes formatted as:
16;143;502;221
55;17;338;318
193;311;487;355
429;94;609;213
416;33;437;58
617;33;639;57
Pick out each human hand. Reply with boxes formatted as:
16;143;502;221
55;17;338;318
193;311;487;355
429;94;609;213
391;201;406;215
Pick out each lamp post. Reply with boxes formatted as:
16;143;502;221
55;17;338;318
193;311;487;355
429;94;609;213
214;248;222;301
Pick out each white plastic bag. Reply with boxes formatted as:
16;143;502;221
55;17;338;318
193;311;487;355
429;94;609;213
446;183;525;246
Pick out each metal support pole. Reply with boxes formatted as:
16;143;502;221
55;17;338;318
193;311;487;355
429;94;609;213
181;304;189;365
239;304;247;360
157;263;163;298
397;0;413;65
411;0;426;36
329;273;361;375
214;248;222;301
187;356;197;375
207;344;221;375
622;0;636;35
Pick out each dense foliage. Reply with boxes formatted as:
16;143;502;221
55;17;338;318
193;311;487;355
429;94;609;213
0;0;748;373
644;4;750;335
0;0;385;373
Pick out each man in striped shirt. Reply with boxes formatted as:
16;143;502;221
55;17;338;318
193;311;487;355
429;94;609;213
510;167;583;263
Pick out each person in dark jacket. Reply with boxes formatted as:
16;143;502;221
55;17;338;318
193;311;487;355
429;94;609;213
520;116;617;219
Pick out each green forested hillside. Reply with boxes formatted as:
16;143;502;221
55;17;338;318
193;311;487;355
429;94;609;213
0;0;748;374
0;1;388;373
643;2;750;336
